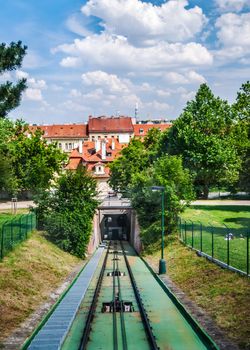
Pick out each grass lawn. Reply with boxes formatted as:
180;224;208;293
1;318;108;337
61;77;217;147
180;205;250;273
144;236;250;350
0;231;82;344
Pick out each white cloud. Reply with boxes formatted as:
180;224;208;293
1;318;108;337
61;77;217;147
60;57;82;67
55;33;213;71
28;78;47;89
215;12;250;63
25;88;43;101
16;70;29;79
70;88;82;97
145;100;170;112
66;14;92;37
82;0;207;44
216;13;250;48
165;70;206;84
82;70;129;93
215;0;249;12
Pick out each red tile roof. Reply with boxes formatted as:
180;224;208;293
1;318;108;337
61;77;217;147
66;138;124;175
133;123;171;137
65;158;82;170
88;116;133;133
29;124;88;138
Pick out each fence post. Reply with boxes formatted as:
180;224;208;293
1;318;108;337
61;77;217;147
223;223;230;267
19;215;23;240
247;232;249;276
25;214;28;238
191;220;194;248
184;220;187;244
198;221;202;252
209;223;214;259
1;222;6;259
10;218;14;247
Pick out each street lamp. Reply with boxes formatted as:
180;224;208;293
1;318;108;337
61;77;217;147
151;186;166;274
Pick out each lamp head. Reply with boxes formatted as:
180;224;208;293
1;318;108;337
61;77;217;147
150;186;165;192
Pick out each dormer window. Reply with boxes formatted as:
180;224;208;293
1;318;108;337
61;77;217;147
139;128;144;134
95;165;105;174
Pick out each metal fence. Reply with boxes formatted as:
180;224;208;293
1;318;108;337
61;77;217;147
178;218;249;276
0;212;36;259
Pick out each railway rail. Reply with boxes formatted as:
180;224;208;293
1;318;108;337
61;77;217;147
79;240;159;350
25;240;219;350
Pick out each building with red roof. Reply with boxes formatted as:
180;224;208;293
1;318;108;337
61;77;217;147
29;124;88;152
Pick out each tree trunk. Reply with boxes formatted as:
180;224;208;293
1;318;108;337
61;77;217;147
203;185;209;199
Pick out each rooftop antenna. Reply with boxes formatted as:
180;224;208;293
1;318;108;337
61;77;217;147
135;102;138;120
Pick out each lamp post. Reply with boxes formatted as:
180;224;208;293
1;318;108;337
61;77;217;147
151;186;166;274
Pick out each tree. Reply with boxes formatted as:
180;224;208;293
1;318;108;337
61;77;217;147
109;131;194;248
109;138;148;193
165;84;241;198
130;155;194;249
232;81;250;193
35;166;99;257
10;122;66;195
0;41;27;118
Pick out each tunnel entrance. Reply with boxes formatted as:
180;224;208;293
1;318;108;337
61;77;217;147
100;213;130;241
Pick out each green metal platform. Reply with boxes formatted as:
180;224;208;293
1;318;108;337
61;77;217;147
62;242;218;350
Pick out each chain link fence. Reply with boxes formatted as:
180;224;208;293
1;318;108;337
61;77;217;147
0;212;36;259
178;218;249;276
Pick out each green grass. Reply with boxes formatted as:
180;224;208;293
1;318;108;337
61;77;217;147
0;231;82;344
144;236;250;350
180;206;250;273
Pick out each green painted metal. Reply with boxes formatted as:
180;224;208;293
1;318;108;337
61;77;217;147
126;242;219;350
21;256;91;350
0;212;36;260
63;241;219;350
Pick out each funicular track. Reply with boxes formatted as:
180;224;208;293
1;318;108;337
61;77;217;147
79;240;159;350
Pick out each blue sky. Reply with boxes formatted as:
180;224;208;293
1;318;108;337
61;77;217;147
0;0;249;124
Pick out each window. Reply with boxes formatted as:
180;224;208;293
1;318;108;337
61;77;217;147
58;143;62;149
139;128;144;134
69;143;72;150
65;143;68;150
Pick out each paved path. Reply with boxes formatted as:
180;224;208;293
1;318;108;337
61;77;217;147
0;199;249;211
0;201;35;210
192;200;250;206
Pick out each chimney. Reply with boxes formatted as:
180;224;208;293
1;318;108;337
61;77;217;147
101;139;106;160
95;139;101;152
111;137;115;150
79;141;83;154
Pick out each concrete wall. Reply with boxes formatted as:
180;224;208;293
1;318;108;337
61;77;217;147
87;210;101;254
129;210;142;253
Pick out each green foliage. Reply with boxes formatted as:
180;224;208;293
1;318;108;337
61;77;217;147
0;119;66;195
109;132;194;248
0;41;27;118
109;138;148;193
130;155;194;247
35;167;99;257
165;83;242;198
232;81;250;193
10;122;66;194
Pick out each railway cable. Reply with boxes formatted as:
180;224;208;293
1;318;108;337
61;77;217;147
79;241;110;350
120;241;160;350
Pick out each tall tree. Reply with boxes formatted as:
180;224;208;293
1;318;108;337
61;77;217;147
232;81;250;193
35;166;99;257
10;122;66;194
165;84;241;198
0;41;27;118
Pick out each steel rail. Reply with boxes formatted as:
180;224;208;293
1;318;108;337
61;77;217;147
112;242;118;350
116;241;128;350
79;242;110;350
120;241;159;350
